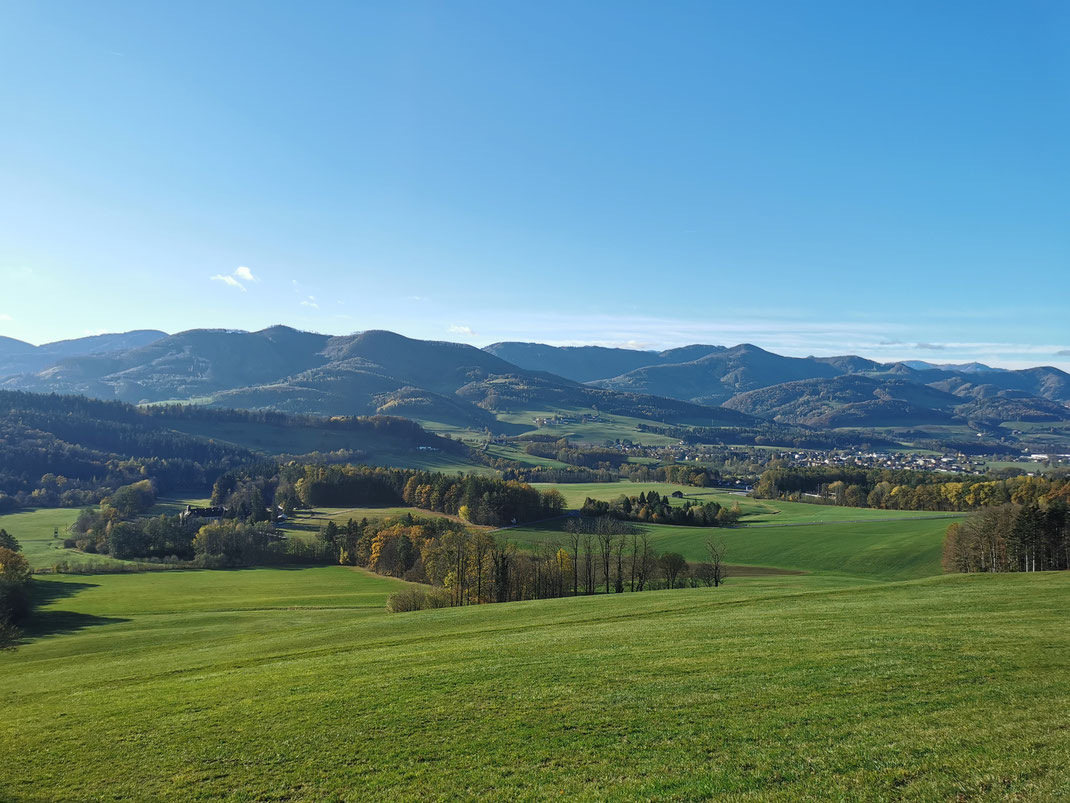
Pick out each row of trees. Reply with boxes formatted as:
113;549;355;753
755;466;1070;512
322;513;729;612
400;473;565;526
211;463;567;528
71;508;315;568
579;491;741;527
943;501;1070;573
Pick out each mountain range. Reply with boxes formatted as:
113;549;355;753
1;327;1067;440
0;330;166;377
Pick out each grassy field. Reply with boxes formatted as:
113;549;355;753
279;505;471;541
2;568;1068;800
531;481;963;525
494;407;684;446
0;507;130;572
508;515;950;582
483;442;573;468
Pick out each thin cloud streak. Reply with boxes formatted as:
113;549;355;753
416;310;1070;371
210;274;246;291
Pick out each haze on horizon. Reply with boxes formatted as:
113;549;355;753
1;1;1067;371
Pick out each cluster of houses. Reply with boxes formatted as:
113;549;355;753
786;451;980;474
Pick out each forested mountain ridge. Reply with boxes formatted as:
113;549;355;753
589;344;846;405
590;343;1070;406
1;327;748;432
483;342;725;383
723;374;1070;428
0;330;166;377
2;326;1066;437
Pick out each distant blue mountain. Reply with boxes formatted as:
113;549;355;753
899;360;1006;373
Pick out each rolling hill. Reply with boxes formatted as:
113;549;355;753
3;567;1068;800
590;343;845;405
0;329;166;377
1;327;754;435
483;342;724;383
4;326;1067;443
723;374;1070;428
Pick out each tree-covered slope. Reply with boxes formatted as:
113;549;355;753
0;390;468;508
483;342;724;383
591;343;844;405
723;374;1070;427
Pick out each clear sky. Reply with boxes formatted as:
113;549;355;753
1;1;1067;370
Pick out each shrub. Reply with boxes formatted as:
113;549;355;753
386;587;427;613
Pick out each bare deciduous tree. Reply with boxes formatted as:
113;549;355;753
704;536;728;587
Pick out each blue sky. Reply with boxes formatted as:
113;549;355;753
1;1;1067;369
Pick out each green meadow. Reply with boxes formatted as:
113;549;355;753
0;507;128;572
493;407;685;445
2;480;1065;800
509;516;949;582
2;568;1068;800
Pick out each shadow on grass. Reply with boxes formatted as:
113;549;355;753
20;610;131;641
17;578;130;642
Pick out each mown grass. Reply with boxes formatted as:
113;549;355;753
2;569;1068;800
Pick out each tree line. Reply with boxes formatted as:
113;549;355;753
316;513;730;612
580;490;741;527
943;500;1069;573
64;464;566;565
754;466;1070;512
209;462;565;527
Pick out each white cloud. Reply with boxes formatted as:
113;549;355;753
300;296;319;309
0;313;11;321
210;266;259;291
211;274;246;291
234;266;258;283
448;325;475;336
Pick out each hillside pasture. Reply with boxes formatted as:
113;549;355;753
507;514;950;582
494;407;684;446
0;507;130;571
2;570;1068;800
279;505;476;541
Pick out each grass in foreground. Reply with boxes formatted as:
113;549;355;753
2;569;1068;800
